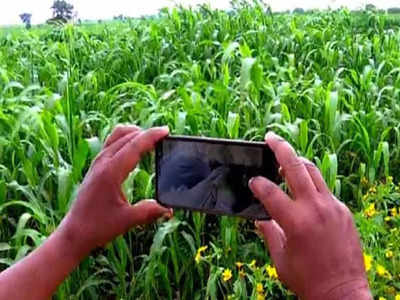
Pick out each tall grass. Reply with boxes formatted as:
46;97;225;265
1;3;400;299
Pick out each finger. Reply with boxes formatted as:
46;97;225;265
104;125;141;148
104;130;142;157
249;176;294;230
265;132;316;198
113;126;169;182
122;199;173;230
299;157;331;195
255;220;287;268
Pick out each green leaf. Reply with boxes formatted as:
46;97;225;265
240;57;256;91
227;112;240;139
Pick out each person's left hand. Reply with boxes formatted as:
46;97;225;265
58;125;173;257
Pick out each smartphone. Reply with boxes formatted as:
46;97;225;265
155;136;281;220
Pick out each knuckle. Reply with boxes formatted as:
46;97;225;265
113;124;125;133
93;161;114;183
256;180;277;200
284;156;303;172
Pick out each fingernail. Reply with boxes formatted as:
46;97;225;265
265;131;284;142
248;177;255;188
265;131;275;140
160;125;169;132
162;208;173;219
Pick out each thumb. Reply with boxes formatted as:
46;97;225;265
122;199;173;230
255;220;287;270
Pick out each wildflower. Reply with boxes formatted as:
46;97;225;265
391;207;398;217
385;250;393;258
249;259;256;269
376;264;392;279
395;294;400;300
235;262;244;269
266;265;278;279
222;268;232;282
387;176;393;183
239;270;246;278
363;253;372;271
195;246;208;264
384;216;391;222
369;186;377;193
256;283;264;293
362;193;369;201
257;294;265;300
379;297;386;300
385;286;396;295
364;203;376;218
361;177;368;185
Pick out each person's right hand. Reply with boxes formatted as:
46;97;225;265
249;132;372;300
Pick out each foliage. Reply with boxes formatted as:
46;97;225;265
49;0;74;23
388;7;400;14
1;3;400;299
19;13;32;29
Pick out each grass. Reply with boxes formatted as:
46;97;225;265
1;2;400;299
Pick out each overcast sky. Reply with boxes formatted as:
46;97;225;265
1;0;399;26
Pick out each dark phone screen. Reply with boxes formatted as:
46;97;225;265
156;137;280;220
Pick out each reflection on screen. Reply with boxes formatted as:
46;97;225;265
157;138;279;220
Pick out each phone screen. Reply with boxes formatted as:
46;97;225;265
155;136;280;220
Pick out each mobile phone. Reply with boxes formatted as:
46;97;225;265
155;135;281;220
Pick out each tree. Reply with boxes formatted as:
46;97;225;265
50;0;74;22
388;7;400;14
19;13;32;29
365;4;376;11
293;8;305;14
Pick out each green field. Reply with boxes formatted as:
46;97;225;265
1;3;400;299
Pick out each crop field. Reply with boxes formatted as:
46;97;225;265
1;2;400;299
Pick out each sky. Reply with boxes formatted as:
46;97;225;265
1;0;399;26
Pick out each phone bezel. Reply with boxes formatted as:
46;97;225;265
155;135;276;220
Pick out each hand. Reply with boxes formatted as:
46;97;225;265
58;125;173;258
249;132;371;300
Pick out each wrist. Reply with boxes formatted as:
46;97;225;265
55;215;94;262
305;278;372;300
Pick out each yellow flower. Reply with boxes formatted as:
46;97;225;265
266;265;278;279
395;294;400;300
256;283;264;293
195;246;208;264
379;297;386;300
384;216;391;222
239;270;245;278
369;186;377;193
385;250;393;258
376;264;392;279
257;294;265;300
222;268;232;282
363;253;372;271
391;207;398;217
249;259;256;269
361;177;368;185
385;286;396;295
236;262;244;269
364;203;376;218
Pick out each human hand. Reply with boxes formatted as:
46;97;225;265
58;125;173;258
249;132;371;300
